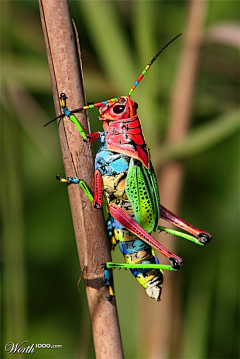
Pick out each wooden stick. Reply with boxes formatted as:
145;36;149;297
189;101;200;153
39;1;123;358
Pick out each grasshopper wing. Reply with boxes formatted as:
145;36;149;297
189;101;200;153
126;158;160;232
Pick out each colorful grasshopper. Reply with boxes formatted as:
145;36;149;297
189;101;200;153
45;34;212;301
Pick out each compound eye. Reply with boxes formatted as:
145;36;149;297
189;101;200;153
113;105;125;114
134;102;138;110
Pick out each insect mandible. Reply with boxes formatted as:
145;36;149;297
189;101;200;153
45;34;212;301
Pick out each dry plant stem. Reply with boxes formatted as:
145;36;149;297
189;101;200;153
139;1;208;358
39;1;123;358
158;0;208;356
161;0;207;206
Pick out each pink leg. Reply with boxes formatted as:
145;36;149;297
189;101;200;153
108;203;183;269
160;205;212;244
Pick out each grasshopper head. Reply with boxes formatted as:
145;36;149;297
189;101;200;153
99;96;138;121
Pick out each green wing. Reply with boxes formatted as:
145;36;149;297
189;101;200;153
125;158;161;232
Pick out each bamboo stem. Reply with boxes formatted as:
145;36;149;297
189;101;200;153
39;1;123;358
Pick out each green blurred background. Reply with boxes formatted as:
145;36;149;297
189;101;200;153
1;1;239;358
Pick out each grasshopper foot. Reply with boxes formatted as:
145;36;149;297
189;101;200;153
169;257;183;270
198;232;212;244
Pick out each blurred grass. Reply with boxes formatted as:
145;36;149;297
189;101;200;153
1;1;239;358
2;97;27;346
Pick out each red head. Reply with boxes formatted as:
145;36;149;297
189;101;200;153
93;34;181;123
99;96;138;121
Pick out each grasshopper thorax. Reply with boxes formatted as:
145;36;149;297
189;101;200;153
99;96;138;121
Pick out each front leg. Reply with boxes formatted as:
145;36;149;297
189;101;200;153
59;93;104;145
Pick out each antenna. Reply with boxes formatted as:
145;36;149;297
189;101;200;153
44;34;182;127
128;33;182;97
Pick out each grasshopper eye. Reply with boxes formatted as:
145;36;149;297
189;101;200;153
113;105;125;114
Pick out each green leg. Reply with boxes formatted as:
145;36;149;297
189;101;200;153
105;262;178;271
56;175;93;204
155;225;204;246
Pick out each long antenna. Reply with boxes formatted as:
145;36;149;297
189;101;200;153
128;33;182;97
44;34;182;127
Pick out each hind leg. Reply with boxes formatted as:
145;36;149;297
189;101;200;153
160;205;212;244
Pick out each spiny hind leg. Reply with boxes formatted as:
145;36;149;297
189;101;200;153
108;202;183;268
160;205;212;244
